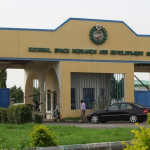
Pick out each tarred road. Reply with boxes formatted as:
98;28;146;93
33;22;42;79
43;121;149;128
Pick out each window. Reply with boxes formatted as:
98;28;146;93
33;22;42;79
108;104;120;110
120;104;132;109
134;103;145;108
47;90;51;111
71;88;76;110
83;88;94;109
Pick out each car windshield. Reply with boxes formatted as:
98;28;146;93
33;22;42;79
134;103;145;108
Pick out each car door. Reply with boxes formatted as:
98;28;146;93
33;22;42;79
100;103;120;121
117;103;133;120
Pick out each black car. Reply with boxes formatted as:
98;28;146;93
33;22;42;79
87;102;150;123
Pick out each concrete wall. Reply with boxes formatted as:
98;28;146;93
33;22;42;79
0;19;150;62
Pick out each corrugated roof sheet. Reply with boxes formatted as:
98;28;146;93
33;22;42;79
134;80;149;87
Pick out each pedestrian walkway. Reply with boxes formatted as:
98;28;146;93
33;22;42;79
35;141;131;150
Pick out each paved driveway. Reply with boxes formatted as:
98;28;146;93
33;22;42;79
43;121;149;128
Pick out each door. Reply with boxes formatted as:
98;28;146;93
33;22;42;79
117;103;133;120
47;90;51;111
101;103;120;121
53;92;56;111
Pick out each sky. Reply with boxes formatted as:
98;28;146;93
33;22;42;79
1;0;150;90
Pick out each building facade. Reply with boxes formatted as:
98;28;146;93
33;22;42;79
0;18;150;119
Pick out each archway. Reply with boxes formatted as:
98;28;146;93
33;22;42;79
25;72;39;105
45;67;60;118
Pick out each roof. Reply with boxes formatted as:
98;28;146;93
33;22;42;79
0;18;149;37
134;80;149;87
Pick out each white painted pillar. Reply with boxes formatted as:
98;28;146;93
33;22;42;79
39;78;46;118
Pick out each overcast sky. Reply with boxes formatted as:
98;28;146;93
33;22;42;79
2;0;150;90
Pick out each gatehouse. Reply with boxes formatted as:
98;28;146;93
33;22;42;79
0;18;149;119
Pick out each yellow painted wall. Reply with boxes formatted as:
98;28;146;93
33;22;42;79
60;61;134;119
0;19;150;62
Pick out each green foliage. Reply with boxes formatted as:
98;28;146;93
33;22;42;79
0;69;7;88
122;113;150;150
62;117;81;121
0;107;3;123
0;137;11;149
0;123;35;149
33;87;40;103
1;108;8;123
30;125;58;147
15;104;32;124
48;126;134;145
93;96;112;110
147;113;150;126
10;85;24;103
110;76;124;100
7;105;17;124
0;123;134;148
7;104;32;124
14;137;31;150
33;114;43;124
0;136;31;150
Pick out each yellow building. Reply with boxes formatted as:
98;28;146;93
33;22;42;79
0;18;149;119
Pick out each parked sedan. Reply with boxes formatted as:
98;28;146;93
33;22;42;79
87;102;150;123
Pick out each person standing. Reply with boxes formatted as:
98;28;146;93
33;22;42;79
81;100;86;123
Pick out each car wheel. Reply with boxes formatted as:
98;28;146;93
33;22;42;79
129;114;137;123
91;114;99;123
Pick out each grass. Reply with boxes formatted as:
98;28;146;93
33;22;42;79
62;117;81;121
0;123;136;148
0;123;35;149
48;126;135;145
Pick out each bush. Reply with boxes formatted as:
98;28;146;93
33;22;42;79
33;114;43;124
30;125;58;147
122;113;150;150
7;105;17;124
1;108;8;123
16;104;32;124
147;113;150;126
0;107;3;123
7;104;32;124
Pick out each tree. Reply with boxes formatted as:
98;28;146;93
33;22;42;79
110;75;124;101
0;69;7;88
32;87;40;103
10;85;24;103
